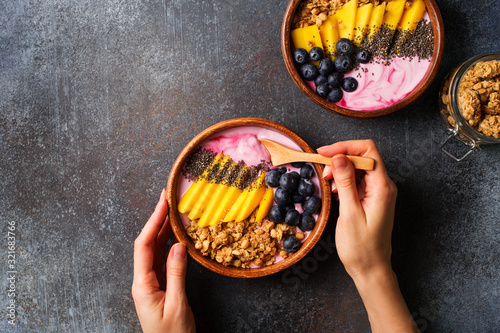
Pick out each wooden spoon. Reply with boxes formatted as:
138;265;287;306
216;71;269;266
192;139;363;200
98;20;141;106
259;139;375;171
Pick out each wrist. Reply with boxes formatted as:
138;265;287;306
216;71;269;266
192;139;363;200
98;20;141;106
343;258;393;284
350;266;419;333
350;264;395;289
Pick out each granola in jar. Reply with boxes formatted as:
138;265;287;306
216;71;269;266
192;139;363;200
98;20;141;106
441;59;500;138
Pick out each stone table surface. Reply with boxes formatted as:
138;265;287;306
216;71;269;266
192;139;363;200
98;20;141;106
1;0;499;332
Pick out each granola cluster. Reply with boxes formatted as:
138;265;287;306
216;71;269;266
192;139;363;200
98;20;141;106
186;210;301;268
442;60;500;138
294;0;386;29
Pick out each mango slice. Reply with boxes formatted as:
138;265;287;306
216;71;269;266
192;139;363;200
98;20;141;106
319;15;340;59
197;162;238;227
291;25;323;52
234;172;267;222
188;155;232;220
383;0;406;30
178;153;224;214
398;0;426;32
353;3;374;45
366;3;386;44
209;165;249;226
223;189;249;222
255;188;274;222
336;0;357;40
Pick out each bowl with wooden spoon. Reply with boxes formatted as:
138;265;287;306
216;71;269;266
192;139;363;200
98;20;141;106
166;117;338;278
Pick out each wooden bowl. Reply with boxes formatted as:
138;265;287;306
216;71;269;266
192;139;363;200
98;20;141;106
281;0;444;118
166;118;332;278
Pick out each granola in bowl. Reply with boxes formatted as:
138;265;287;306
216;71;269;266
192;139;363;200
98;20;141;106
186;213;300;268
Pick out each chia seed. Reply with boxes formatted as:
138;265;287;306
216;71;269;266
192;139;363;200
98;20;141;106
209;158;233;184
182;147;272;190
226;161;246;189
362;25;396;60
390;20;434;60
182;147;216;182
240;160;271;190
362;19;434;63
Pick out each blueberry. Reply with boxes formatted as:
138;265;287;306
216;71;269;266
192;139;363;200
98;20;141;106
293;48;309;65
326;87;343;103
282;203;296;212
269;205;285;223
265;169;281;187
309;47;324;62
318;58;334;76
275;188;291;206
355;48;371;64
298;179;315;197
290;162;306;168
300;164;314;179
277;167;288;174
279;173;299;193
342;77;358;92
299;63;319;81
327;72;343;88
289;171;301;180
336;38;354;56
314;74;328;87
291;191;306;204
283;236;302;253
285;209;300;226
302;195;322;214
316;84;330;97
298;212;316;231
334;55;352;74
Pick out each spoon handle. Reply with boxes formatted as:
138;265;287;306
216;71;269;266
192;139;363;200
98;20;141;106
288;151;374;171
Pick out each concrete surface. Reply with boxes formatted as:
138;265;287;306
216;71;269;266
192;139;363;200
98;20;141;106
1;0;499;332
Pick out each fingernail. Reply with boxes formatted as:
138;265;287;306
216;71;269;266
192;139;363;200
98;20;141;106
331;180;337;192
322;165;331;179
333;155;347;170
172;243;186;259
156;189;166;208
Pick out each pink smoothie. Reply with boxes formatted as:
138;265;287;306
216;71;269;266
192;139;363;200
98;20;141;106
307;56;431;111
337;57;431;110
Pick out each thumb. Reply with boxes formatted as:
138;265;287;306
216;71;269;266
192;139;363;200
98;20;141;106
331;155;362;216
166;243;188;301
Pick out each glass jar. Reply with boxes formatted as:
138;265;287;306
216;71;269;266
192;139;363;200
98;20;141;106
439;52;500;161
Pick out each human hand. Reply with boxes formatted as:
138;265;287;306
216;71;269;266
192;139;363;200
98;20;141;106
318;139;397;279
132;189;196;333
318;140;418;332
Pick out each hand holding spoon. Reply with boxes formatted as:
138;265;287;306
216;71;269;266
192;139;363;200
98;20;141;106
259;139;374;171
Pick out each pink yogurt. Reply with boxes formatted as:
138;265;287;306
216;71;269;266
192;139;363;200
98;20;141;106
337;57;431;110
307;56;431;110
177;126;322;266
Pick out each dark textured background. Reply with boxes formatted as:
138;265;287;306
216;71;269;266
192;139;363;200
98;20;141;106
1;0;499;332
